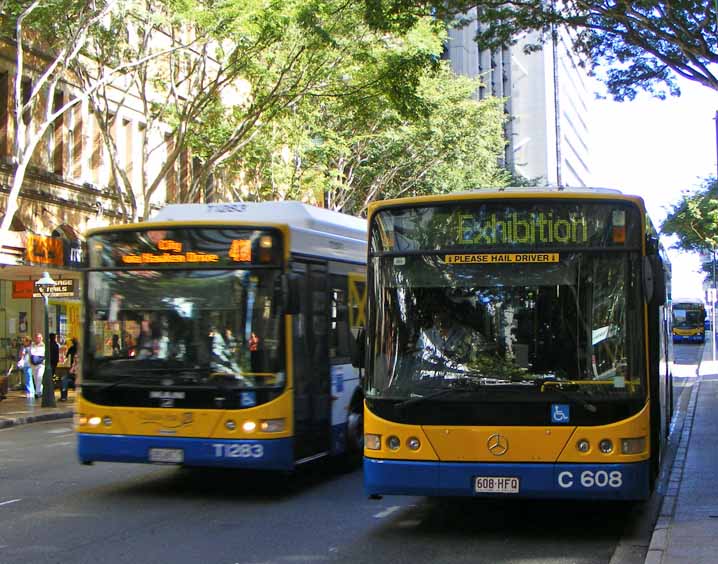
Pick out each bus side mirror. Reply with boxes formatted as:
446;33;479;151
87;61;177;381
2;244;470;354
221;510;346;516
281;272;301;315
643;256;666;304
351;327;366;369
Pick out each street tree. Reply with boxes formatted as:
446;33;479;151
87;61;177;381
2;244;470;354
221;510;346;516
0;0;192;236
183;2;452;211
80;0;450;220
76;0;227;220
0;0;120;240
204;18;505;213
662;176;718;253
362;1;718;100
302;63;510;215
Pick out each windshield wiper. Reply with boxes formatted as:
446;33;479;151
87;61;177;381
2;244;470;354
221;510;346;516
91;371;158;392
395;387;478;409
91;367;204;392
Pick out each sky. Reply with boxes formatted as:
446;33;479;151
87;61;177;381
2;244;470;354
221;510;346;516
590;77;717;301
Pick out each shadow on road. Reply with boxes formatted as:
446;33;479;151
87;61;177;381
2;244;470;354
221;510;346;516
94;459;361;502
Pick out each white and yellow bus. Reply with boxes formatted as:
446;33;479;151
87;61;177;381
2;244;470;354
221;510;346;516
77;202;366;470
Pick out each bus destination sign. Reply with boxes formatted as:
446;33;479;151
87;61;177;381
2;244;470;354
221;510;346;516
371;201;640;253
121;239;221;265
458;212;587;246
90;228;282;269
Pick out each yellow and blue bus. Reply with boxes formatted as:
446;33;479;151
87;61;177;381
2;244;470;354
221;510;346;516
77;202;367;470
362;188;672;500
671;300;706;343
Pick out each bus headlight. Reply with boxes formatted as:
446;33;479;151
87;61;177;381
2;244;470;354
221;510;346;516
621;437;646;454
242;421;257;432
365;434;381;450
103;417;113;427
88;416;102;427
576;439;590;453
386;436;401;451
260;419;285;432
225;420;237;430
599;439;614;454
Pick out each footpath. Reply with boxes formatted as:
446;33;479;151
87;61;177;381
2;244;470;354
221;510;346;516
0;387;75;429
645;343;718;564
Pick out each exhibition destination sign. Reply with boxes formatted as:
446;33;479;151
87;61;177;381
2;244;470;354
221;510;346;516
371;201;641;252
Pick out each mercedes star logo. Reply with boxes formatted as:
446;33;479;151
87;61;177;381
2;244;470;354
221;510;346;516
487;433;509;456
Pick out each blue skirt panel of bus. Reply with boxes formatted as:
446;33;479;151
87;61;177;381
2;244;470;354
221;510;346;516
673;334;705;343
78;434;295;470
364;458;650;500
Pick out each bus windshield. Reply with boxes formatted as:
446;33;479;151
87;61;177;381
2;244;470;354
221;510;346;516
672;303;705;329
86;269;285;389
367;251;644;402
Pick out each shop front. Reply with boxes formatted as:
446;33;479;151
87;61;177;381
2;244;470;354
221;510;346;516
0;230;85;390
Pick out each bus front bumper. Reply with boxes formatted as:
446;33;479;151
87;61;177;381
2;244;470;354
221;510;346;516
673;333;704;343
364;458;650;500
78;433;294;471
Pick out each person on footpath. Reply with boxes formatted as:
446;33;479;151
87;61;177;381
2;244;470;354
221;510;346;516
61;337;79;401
29;333;45;399
16;335;35;398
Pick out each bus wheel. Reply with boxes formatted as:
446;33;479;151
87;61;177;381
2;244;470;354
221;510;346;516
347;410;364;454
337;410;363;472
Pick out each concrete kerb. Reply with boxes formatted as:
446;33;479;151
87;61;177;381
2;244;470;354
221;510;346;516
0;409;74;430
644;362;704;564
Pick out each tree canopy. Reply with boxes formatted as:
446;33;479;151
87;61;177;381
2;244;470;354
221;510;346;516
363;1;718;100
662;177;718;252
219;63;509;215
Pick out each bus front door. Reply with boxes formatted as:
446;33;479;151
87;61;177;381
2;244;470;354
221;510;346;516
292;261;331;462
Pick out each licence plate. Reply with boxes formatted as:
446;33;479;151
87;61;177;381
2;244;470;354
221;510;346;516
474;476;520;494
148;448;184;464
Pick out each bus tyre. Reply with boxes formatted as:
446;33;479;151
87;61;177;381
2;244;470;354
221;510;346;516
337;410;363;472
347;411;363;454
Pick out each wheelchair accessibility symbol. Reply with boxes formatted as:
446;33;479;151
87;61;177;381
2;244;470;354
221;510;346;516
551;404;570;424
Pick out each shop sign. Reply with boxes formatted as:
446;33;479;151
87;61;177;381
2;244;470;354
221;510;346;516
26;234;64;266
11;279;78;298
12;280;34;299
32;279;77;298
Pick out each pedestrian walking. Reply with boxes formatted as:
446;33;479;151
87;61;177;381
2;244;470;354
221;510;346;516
29;333;45;398
16;335;34;398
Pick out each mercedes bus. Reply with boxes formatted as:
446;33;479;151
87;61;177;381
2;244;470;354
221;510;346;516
362;188;671;500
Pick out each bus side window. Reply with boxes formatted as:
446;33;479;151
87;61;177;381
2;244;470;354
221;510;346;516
330;276;352;362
